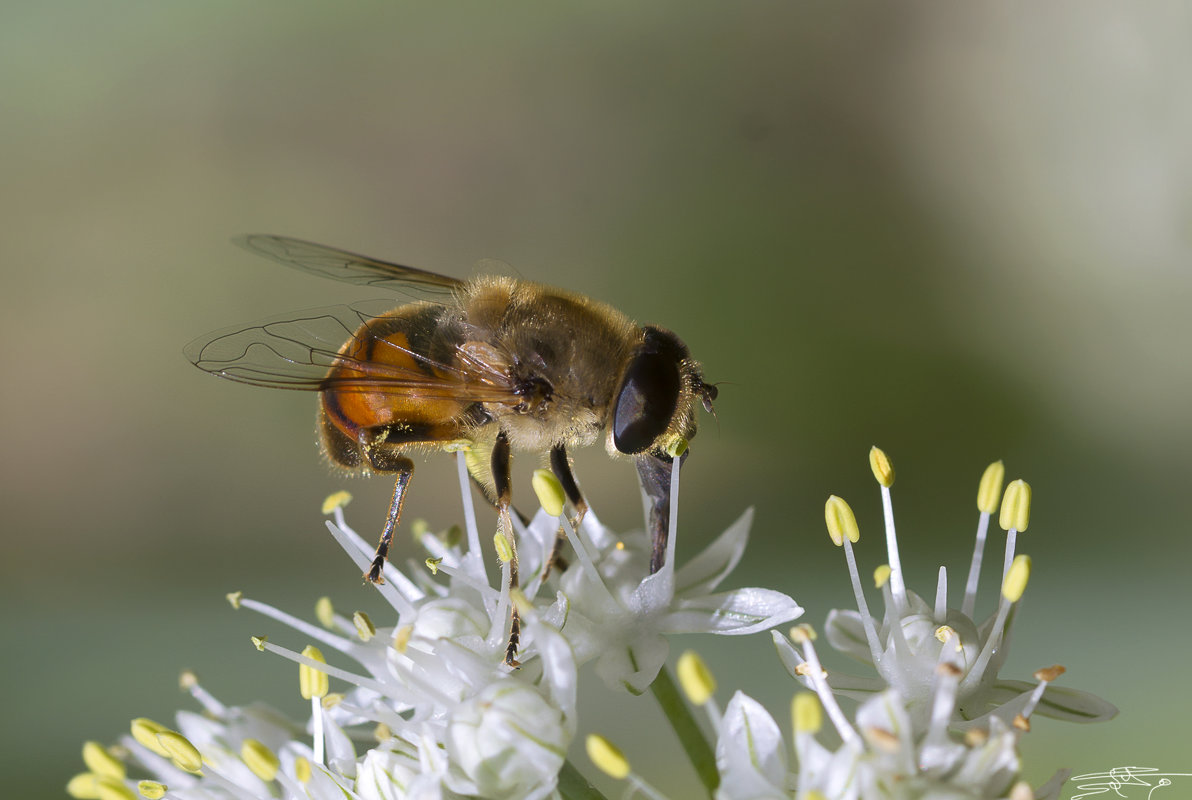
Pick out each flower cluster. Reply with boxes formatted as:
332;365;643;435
68;448;1115;800
586;449;1116;800
68;452;802;800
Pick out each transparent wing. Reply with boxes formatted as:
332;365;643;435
184;300;516;402
234;234;465;303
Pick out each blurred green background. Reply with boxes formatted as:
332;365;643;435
3;3;1189;798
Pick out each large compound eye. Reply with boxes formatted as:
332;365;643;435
612;347;681;454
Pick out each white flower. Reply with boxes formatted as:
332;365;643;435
776;452;1115;733
543;469;804;693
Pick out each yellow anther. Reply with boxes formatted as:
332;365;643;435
393;625;413;653
494;531;513;563
315;596;335;628
66;773;101;799
531;469;567;517
585;734;630;780
977;460;1005;515
824;495;859;546
353;611;375;641
83;741;125;780
664;435;689;459
999;479;1031;532
374;723;393;742
964;727;989;746
425;557;442;574
934;625;956;645
1035;664;1066;682
96;778;136;800
299;645;329;699
294;756;312;783
789;623;817;643
136;781;167;799
676;650;716;706
225;591;242;610
157;730;202;773
137;782;167;800
251;636;268;651
1009;781;1035;800
802;793;828;800
321;490;352;514
1013;713;1030;732
869;446;895;487
873;564;892;588
130;718;170;757
443;524;463;548
792;691;823;734
410;518;430;541
322;693;344;709
240;739;279;781
178;670;198;691
1002;554;1032;603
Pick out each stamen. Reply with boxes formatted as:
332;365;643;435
791;691;822;735
933;566;947;623
324;520;416;616
960;556;1030;695
352;611;375;642
677;650;721;726
870;448;907;609
962;461;1002;617
129;719;171;758
586;734;630;779
240;739;279;781
314;597;335;628
137;781;167;799
664;454;681;575
253;639;391;696
156;730;202;773
585;734;671;800
557;513;619;609
1022;665;1066;721
299;645;330;700
236;596;354;655
456;451;488;581
531;469;566;518
791;627;859;747
999;480;1031;579
826;496;883;667
178;671;225;717
82;742;125;780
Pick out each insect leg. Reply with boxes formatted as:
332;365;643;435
365;458;415;584
635;449;688;574
542;444;587;579
492;430;521;667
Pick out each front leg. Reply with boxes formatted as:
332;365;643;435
492;431;521;667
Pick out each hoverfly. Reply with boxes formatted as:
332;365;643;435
186;235;717;664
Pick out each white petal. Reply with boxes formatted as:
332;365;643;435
825;608;876;665
675;507;753;596
593;633;670;694
987;680;1119;723
715;691;788;800
665;588;803;635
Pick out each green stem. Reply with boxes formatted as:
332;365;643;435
558;759;611;800
651;664;718;795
